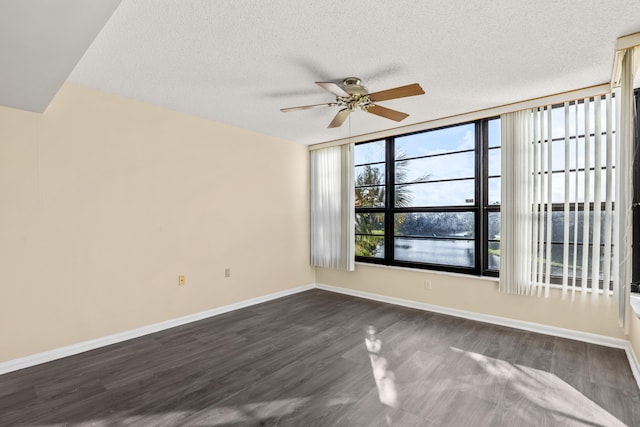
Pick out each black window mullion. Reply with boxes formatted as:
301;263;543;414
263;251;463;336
399;148;475;162
479;119;488;274
393;206;476;213
355;160;386;168
385;137;395;263
484;118;501;276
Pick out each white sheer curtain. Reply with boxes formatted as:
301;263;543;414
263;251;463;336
310;144;355;271
499;110;533;295
500;95;618;301
614;47;636;325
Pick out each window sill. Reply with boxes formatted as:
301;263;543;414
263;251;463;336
631;293;640;319
354;261;500;283
354;262;617;298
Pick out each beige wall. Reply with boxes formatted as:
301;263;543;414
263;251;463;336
0;84;314;362
317;264;626;339
0;82;632;364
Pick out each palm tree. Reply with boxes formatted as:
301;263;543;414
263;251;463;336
355;151;429;256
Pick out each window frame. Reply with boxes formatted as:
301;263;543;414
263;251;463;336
355;97;617;288
632;88;640;291
354;118;499;277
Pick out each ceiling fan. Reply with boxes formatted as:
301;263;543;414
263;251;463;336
280;77;425;128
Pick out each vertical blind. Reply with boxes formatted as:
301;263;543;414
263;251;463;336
310;144;355;271
499;111;533;295
500;94;618;299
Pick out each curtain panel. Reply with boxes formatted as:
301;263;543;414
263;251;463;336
499;111;533;295
310;144;355;271
614;47;636;325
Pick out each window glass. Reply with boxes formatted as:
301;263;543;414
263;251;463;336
355;141;387;208
355;213;385;258
396;151;475;183
488;119;501;148
395;212;474;238
538;243;610;282
356;164;385;186
356;213;385;233
488;242;500;270
558;97;615;139
547;170;612;204
546;137;611;171
537;211;613;245
355;140;387;259
355;185;385;208
488;148;501;177
396;180;475;207
488;177;501;205
355;140;385;165
488;212;501;241
487;212;501;270
356;236;384;258
395;238;475;267
395;124;475;158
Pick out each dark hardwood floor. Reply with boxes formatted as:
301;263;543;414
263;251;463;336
1;289;639;426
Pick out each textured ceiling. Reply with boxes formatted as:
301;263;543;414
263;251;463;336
4;1;640;144
0;0;121;112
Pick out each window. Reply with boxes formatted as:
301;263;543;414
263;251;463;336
355;96;617;288
354;119;499;275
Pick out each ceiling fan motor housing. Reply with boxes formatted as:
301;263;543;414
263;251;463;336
342;77;368;97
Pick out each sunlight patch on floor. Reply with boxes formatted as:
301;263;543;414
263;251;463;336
451;346;626;426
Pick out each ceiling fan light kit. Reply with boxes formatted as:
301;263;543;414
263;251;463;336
281;77;425;128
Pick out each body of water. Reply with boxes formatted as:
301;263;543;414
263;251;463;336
378;238;475;267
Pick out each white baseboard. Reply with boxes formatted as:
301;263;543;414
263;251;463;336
3;281;639;391
317;283;640;390
625;342;640;389
0;284;314;375
315;283;629;349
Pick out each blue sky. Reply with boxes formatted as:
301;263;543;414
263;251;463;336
355;98;615;208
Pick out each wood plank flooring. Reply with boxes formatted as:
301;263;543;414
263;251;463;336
1;289;639;426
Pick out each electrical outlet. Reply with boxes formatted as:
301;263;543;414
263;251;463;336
178;275;185;286
224;268;231;278
424;280;432;290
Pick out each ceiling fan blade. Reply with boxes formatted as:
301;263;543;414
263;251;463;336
315;81;350;98
280;102;336;112
366;105;409;122
328;108;351;128
367;83;425;102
